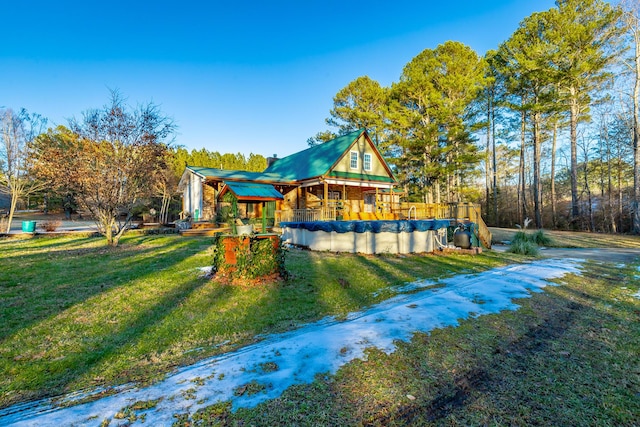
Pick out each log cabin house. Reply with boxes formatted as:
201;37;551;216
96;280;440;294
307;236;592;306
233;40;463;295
178;129;401;224
177;128;491;248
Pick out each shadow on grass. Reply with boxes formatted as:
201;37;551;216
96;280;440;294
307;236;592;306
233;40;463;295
209;260;640;426
0;235;209;341
0;235;220;408
0;242;566;420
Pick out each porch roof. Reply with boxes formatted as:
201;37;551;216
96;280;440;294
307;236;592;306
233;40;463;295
220;181;284;202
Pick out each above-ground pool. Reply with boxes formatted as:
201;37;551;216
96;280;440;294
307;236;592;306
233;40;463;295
281;219;451;254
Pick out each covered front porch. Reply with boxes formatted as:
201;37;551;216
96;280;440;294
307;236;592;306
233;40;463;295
275;178;400;222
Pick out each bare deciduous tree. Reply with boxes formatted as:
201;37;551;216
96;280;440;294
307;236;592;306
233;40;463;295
31;91;175;245
0;108;47;233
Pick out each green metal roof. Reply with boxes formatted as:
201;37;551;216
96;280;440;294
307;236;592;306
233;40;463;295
263;129;365;180
221;181;284;201
184;129;397;187
186;166;288;183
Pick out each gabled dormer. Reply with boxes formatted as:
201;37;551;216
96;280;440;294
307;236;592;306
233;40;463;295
263;129;396;188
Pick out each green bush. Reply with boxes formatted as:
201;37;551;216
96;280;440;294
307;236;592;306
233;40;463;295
508;239;539;256
510;229;551;248
507;229;551;255
213;234;287;281
511;230;530;244
531;229;552;246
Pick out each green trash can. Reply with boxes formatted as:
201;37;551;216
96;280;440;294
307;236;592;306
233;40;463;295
22;221;36;233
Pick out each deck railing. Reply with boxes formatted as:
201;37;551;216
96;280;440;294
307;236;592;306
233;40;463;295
276;207;338;223
277;203;483;222
275;202;492;248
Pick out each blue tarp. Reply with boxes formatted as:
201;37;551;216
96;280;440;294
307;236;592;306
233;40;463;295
281;219;452;234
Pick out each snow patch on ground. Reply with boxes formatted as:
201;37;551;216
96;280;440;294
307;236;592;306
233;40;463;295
0;258;584;427
197;266;214;278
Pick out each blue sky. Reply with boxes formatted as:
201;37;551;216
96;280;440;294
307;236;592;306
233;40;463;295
1;0;556;158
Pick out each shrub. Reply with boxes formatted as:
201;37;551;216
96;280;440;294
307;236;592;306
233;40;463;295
531;229;552;246
509;229;551;250
508;239;539;256
511;230;530;244
213;234;288;282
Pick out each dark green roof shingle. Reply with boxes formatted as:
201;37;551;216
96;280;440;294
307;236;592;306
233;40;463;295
223;181;284;201
263;129;364;180
186;166;290;183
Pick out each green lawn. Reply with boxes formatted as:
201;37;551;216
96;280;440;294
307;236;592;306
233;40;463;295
0;234;511;409
209;260;640;426
1;233;638;425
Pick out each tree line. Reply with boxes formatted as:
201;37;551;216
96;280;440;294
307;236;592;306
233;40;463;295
310;0;640;233
2;0;639;245
0;91;266;245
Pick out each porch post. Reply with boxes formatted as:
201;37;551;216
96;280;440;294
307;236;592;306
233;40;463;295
375;188;379;213
323;181;328;208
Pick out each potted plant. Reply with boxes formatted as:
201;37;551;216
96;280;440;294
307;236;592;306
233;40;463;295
234;218;253;235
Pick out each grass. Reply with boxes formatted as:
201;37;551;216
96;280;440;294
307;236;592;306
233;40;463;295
0;233;512;409
491;227;640;248
184;259;640;426
2;232;639;425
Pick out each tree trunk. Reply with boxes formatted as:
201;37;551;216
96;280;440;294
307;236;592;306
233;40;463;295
607;133;616;233
551;121;558;229
6;189;19;234
633;29;640;234
617;147;624;232
161;193;171;224
619;163;624;232
492;98;498;227
583;151;595;232
570;90;580;227
519;109;528;225
105;219;114;246
446;168;451;204
485;97;492;222
532;110;542;229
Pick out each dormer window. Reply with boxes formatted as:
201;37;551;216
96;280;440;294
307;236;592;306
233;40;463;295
350;151;358;169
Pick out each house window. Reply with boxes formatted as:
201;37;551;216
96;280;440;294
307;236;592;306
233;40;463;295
350;151;358;169
363;153;372;171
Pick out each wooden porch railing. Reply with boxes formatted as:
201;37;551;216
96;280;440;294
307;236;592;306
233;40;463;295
276;207;337;223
